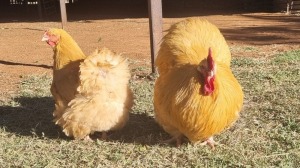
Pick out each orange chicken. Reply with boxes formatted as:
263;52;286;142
154;18;244;148
43;29;133;140
42;28;86;127
58;48;133;140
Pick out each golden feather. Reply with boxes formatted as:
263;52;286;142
154;18;244;144
59;48;133;139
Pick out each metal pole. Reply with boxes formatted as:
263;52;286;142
59;0;67;29
148;0;163;73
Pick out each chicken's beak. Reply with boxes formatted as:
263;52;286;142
42;35;48;42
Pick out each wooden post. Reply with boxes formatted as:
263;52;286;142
148;0;163;73
37;0;43;20
59;0;67;29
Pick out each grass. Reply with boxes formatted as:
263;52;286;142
230;45;259;53
0;50;299;167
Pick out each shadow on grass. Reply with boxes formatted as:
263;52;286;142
0;96;67;139
109;113;169;145
0;96;169;145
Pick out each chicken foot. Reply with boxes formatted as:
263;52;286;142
83;135;93;142
198;136;216;149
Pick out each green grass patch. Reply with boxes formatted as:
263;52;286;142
0;50;299;167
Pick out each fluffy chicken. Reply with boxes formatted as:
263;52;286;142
59;48;133;140
43;29;133;140
42;28;86;126
154;18;244;148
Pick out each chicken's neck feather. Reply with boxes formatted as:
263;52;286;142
208;62;241;100
53;39;86;70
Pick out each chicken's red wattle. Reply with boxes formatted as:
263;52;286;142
203;76;215;95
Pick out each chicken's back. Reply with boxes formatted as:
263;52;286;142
60;48;133;139
156;18;231;75
154;18;243;143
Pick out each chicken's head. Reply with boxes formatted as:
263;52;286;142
42;29;61;48
197;48;216;95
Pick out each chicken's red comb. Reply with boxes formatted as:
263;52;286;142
207;47;214;70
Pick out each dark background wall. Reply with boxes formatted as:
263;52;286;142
0;0;292;22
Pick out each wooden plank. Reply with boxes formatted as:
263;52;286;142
148;0;163;73
37;0;42;20
59;0;67;29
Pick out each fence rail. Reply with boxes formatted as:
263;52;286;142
9;0;72;5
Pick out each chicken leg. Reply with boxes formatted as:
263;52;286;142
100;132;107;140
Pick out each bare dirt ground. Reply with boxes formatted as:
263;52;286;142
0;8;300;101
